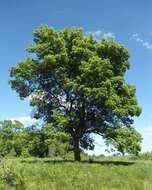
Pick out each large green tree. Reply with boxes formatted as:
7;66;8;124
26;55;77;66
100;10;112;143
9;26;141;161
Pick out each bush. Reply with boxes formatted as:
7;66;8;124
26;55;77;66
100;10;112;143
0;159;26;189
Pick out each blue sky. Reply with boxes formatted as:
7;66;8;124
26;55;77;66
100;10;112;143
1;0;152;154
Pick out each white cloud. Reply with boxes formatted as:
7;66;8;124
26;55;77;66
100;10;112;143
142;126;152;137
131;34;152;50
91;30;102;38
86;30;115;40
145;126;152;132
102;32;115;39
144;132;152;137
9;116;37;126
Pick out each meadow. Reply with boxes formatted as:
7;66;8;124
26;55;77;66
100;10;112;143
1;154;152;190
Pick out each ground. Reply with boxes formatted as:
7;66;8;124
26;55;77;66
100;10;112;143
0;156;152;190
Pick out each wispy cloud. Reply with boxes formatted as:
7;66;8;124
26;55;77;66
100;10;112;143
131;34;152;50
9;116;37;126
142;126;152;136
86;30;115;40
145;126;152;132
102;32;115;39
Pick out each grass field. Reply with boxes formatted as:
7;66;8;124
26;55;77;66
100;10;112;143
0;156;152;190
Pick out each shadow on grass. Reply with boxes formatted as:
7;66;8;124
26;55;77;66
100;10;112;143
20;159;134;166
82;160;134;166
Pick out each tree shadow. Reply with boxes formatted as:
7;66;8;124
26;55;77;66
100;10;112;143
20;159;134;166
82;160;134;166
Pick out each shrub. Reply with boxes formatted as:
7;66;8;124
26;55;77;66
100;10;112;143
0;159;26;189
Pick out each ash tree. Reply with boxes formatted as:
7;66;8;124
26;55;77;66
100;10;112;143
9;26;141;161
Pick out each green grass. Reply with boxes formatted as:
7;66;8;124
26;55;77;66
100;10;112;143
0;157;152;190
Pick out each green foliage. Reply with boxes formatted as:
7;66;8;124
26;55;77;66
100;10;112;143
104;127;142;155
0;159;25;189
130;152;152;160
0;120;70;158
0;120;23;157
9;26;141;160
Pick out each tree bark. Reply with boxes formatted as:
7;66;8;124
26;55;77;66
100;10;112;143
73;137;81;161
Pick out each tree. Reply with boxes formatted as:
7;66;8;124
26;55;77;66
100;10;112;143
41;123;71;157
0;120;23;156
21;124;70;157
0;120;70;158
9;26;141;161
104;127;142;156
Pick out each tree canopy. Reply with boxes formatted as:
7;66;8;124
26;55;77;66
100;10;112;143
9;26;141;161
0;120;70;158
104;126;142;156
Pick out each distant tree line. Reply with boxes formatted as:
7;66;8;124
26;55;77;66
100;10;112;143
0;119;142;158
0;120;71;158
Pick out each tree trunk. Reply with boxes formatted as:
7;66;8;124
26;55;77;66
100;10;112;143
73;137;81;161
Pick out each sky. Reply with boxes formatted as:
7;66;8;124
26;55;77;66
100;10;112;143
1;0;152;154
